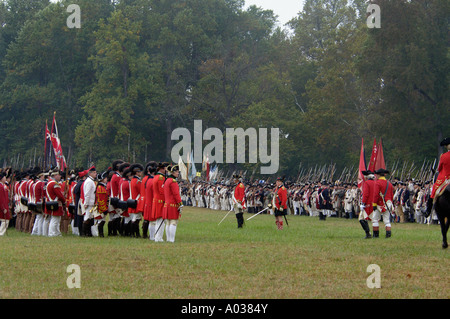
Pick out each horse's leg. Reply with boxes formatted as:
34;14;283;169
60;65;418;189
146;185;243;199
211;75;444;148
437;213;448;249
443;217;449;249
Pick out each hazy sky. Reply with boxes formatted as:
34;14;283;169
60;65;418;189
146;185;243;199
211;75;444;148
244;0;305;27
53;0;305;28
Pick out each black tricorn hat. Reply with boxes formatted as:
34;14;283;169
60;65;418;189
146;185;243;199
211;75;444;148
440;137;450;146
130;163;144;173
375;168;390;175
361;170;374;176
112;160;124;171
170;165;179;172
118;162;130;173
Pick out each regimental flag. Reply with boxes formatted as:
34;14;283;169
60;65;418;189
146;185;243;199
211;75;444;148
189;150;197;183
205;154;210;181
358;138;367;189
374;138;386;171
178;155;188;180
368;138;378;172
44;121;57;170
50;113;67;171
209;165;218;181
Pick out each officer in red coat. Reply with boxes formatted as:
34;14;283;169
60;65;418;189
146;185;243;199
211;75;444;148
128;163;144;237
162;165;183;242
143;162;157;239
232;174;245;228
431;138;450;199
359;170;376;239
45;169;66;237
273;176;288;230
138;162;152;239
108;160;124;236
373;168;395;238
152;162;168;242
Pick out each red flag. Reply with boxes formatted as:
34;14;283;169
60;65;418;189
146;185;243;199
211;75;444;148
50;113;67;171
358;138;367;189
205;154;210;181
368;138;378;172
374;138;386;171
44;120;57;170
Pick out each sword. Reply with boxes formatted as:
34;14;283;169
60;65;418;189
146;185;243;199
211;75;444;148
155;218;165;235
246;206;270;221
218;208;233;225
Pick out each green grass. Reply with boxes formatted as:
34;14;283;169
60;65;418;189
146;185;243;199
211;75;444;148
0;207;448;299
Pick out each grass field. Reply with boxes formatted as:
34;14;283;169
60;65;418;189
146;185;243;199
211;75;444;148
0;206;448;299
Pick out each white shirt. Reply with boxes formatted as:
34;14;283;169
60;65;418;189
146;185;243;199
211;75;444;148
83;176;96;206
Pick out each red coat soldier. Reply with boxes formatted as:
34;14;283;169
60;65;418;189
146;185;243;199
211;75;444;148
152;162;167;242
162;165;183;242
273;176;288;230
45;169;66;237
373;168;395;238
232;174;245;228
359;171;376;239
128;163;144;237
143;162;157;239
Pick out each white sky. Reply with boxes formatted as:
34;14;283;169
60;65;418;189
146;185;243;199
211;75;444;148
51;0;305;28
244;0;305;27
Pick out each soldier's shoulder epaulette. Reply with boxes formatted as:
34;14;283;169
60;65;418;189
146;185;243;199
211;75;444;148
159;174;164;180
239;183;244;188
53;184;61;189
282;186;285;190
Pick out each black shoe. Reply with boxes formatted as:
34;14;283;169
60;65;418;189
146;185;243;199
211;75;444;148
373;230;379;238
386;230;391;238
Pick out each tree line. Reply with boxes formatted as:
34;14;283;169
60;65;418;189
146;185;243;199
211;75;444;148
0;0;448;178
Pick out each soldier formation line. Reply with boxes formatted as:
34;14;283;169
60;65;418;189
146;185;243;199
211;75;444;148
0;137;449;241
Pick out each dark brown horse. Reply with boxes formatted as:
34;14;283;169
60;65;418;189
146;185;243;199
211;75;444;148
426;184;450;249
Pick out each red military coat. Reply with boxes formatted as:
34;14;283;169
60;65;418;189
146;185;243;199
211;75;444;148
110;172;122;198
162;176;182;220
143;176;154;221
45;179;66;216
151;173;165;220
119;178;130;217
128;176;141;215
273;185;287;210
431;151;450;198
233;182;245;208
374;177;394;212
136;175;148;214
361;178;376;215
96;182;108;218
0;182;10;220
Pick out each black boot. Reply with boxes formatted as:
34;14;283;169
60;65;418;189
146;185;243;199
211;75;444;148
107;221;113;236
119;218;125;236
113;218;120;236
424;198;433;218
98;221;105;237
373;230;379;238
359;220;372;239
142;220;149;239
386;230;391;238
134;220;141;238
82;220;92;237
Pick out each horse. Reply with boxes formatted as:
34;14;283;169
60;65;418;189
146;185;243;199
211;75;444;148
426;183;450;249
